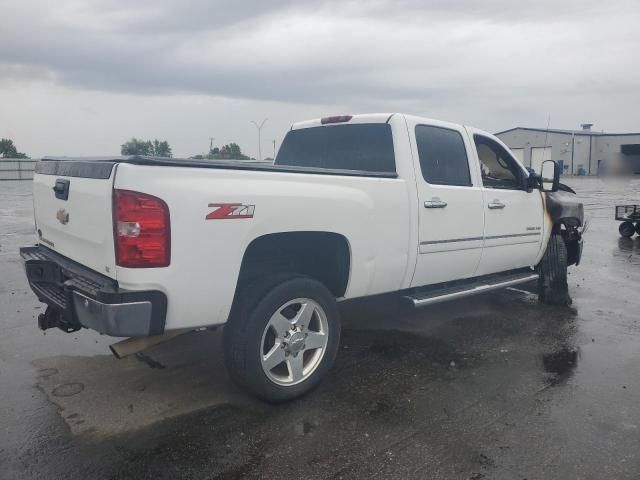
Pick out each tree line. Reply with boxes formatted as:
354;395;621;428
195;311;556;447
0;138;29;158
121;138;256;160
0;136;257;161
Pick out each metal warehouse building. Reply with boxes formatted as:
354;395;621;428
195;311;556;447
496;124;640;176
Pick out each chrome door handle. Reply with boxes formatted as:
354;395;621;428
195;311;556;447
424;198;447;208
488;200;506;209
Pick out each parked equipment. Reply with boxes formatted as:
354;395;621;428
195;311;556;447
615;205;640;237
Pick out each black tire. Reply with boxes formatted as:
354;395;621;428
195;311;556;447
223;274;340;402
538;234;572;306
619;221;635;238
635;222;640;235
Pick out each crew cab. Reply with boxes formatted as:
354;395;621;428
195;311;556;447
21;113;585;401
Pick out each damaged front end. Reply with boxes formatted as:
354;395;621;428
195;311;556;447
545;188;586;266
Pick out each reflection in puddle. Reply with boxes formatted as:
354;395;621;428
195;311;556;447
617;237;638;252
542;347;579;385
614;238;640;265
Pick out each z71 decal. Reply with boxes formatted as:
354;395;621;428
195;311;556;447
206;203;255;220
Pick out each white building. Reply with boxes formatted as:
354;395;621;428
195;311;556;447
496;124;640;176
0;158;37;180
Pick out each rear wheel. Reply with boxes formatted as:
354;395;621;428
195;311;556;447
224;275;340;402
538;234;571;306
619;221;635;238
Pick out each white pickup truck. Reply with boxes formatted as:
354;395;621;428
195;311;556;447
21;113;584;401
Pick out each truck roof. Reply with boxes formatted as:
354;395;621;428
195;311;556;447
291;113;396;130
291;113;474;135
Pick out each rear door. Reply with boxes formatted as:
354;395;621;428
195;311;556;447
469;132;544;276
32;160;117;278
408;120;485;287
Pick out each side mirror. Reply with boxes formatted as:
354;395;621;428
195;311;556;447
540;160;560;192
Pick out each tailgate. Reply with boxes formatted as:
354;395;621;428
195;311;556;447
32;160;117;278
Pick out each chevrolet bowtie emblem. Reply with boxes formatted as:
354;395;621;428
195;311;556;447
56;209;69;225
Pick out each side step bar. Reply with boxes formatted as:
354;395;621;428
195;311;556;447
404;271;539;308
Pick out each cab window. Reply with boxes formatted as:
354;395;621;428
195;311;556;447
415;125;471;186
275;124;396;173
474;135;524;190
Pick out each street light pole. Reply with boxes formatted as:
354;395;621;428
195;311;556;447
250;118;268;162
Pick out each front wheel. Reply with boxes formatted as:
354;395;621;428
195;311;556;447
538;234;572;306
224;275;340;402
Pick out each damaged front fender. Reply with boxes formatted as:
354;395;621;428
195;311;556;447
544;190;585;266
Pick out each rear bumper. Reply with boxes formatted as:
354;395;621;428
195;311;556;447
20;245;167;337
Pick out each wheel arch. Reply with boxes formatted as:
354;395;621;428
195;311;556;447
236;231;352;298
551;217;582;266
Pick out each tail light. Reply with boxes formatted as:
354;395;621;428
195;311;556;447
114;189;170;268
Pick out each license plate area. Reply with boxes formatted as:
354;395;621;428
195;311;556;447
25;261;63;284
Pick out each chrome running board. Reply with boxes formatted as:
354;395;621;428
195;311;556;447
404;271;539;308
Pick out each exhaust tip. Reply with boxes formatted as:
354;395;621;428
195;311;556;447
109;343;123;359
109;328;192;359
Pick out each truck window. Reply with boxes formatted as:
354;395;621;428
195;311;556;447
473;135;524;190
275;124;396;173
415;125;471;186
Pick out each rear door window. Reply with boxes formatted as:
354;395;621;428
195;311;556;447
415;125;471;186
275;123;395;173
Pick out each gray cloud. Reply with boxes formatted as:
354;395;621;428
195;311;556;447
1;0;639;157
3;0;638;101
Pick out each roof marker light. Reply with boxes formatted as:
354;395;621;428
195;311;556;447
321;115;352;125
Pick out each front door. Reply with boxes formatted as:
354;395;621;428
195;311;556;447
409;122;485;287
470;132;544;276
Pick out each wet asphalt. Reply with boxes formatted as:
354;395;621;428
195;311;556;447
1;177;640;479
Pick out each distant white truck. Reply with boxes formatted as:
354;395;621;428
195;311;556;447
21;113;584;401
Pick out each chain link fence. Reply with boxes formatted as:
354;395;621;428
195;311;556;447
0;158;37;180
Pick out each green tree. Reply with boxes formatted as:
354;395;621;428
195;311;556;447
121;138;151;156
121;138;172;157
0;138;29;158
153;140;172;157
206;142;250;160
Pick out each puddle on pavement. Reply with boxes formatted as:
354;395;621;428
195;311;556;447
52;382;85;397
24;318;585;479
542;346;579;385
615;238;640;265
345;328;459;360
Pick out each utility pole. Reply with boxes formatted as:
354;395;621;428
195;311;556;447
250;118;268;161
272;139;276;159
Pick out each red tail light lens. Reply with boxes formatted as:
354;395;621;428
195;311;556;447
114;189;170;268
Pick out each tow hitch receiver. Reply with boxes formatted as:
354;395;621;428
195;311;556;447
37;306;81;333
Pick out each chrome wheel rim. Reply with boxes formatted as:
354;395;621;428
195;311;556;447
260;298;329;386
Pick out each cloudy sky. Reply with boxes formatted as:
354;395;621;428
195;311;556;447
1;0;639;159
